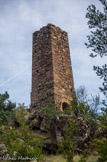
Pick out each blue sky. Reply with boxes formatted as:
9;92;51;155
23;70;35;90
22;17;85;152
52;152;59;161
0;0;106;106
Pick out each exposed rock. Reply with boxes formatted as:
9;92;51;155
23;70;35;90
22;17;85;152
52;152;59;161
11;109;105;154
28;111;44;130
0;143;8;156
50;114;104;152
40;118;48;132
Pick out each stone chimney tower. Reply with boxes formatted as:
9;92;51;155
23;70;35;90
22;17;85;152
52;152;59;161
31;24;75;111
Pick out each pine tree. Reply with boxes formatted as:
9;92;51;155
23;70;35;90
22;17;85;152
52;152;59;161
85;0;107;99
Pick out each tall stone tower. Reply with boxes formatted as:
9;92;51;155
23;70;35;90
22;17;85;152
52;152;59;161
31;24;75;111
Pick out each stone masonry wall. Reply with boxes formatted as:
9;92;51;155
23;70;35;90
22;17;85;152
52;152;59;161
31;24;75;110
31;25;54;109
51;25;75;110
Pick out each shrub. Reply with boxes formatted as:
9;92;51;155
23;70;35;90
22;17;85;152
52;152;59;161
59;121;77;162
0;109;17;126
93;106;107;162
0;111;43;161
70;98;90;117
40;94;63;130
94;138;107;162
99;107;107;127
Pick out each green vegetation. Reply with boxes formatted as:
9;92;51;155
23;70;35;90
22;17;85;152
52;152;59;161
70;97;90;117
0;91;43;161
0;91;16;125
57;86;107;162
70;86;100;120
40;92;63;130
0;109;43;161
59;121;77;162
93;104;107;162
0;1;106;161
85;1;107;161
0;88;107;161
93;138;107;162
85;0;107;98
69;87;100;131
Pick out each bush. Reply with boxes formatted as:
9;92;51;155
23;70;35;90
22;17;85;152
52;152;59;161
93;106;107;162
59;121;77;162
0;109;17;126
94;138;107;162
70;98;90;117
40;96;63;130
99;107;107;127
0;111;43;161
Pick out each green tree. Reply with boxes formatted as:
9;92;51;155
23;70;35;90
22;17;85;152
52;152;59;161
71;86;100;119
0;91;16;111
85;0;107;98
0;91;16;125
70;97;90;117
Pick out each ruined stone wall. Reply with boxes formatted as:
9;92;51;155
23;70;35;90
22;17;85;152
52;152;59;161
31;24;75;110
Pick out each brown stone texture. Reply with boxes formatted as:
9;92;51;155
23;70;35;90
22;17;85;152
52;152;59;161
31;24;75;110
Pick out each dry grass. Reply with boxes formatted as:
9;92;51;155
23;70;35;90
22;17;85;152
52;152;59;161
73;155;81;162
87;155;99;162
40;155;66;162
73;154;99;162
40;154;99;162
